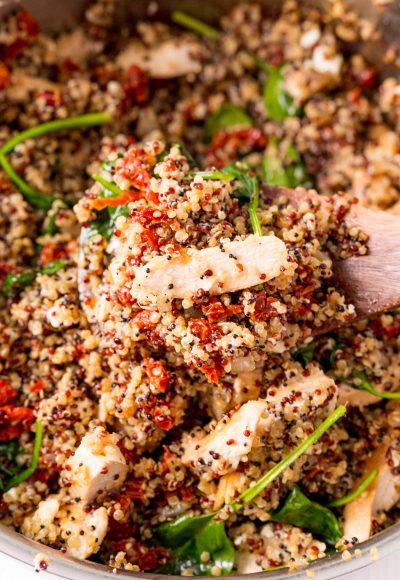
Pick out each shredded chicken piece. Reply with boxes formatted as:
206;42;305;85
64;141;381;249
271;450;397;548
116;38;202;78
130;235;288;308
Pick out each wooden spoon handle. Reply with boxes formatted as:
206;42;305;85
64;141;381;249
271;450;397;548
334;206;400;316
261;185;400;317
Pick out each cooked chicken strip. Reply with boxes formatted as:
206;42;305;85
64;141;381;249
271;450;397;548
131;235;288;308
183;367;337;478
64;426;128;504
116;39;202;78
343;443;400;543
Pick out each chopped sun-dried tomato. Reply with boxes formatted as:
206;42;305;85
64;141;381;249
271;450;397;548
39;243;68;266
189;318;222;344
0;64;10;91
122;65;150;109
143;358;170;393
30;379;44;394
91;190;141;211
251;292;278;322
371;317;400;340
0;405;35;441
206;127;267;168
202;300;243;322
116;148;154;197
153;409;174;431
1;11;39;63
0;379;17;406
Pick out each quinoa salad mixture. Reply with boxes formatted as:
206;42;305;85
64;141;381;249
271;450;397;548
0;0;399;575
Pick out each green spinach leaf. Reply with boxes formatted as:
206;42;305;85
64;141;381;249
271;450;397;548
263;65;301;122
270;485;342;545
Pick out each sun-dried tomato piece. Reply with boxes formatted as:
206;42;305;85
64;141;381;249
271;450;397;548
30;379;44;394
153;409;174;431
0;380;17;406
206;127;267;168
16;10;39;37
202;300;243;322
39;243;68;266
116;148;153;196
0;405;35;441
189;318;222;344
122;65;149;109
143;358;170;393
91;190;142;211
251;292;278;322
0;63;10;91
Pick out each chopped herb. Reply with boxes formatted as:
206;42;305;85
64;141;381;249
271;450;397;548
43;211;59;236
327;468;378;508
3;259;66;297
5;419;43;491
171;10;220;40
204;104;253;141
0;112;111;210
194;170;235;181
262;64;301;122
157;406;346;575
270;485;342;545
293;342;316;366
351;370;400;400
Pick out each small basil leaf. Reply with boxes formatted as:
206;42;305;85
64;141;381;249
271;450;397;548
263;65;301;122
270;485;342;546
205;104;253;141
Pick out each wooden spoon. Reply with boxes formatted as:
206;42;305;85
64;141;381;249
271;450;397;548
261;185;400;318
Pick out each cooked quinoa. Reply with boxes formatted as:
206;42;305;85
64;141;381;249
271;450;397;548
0;0;399;575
